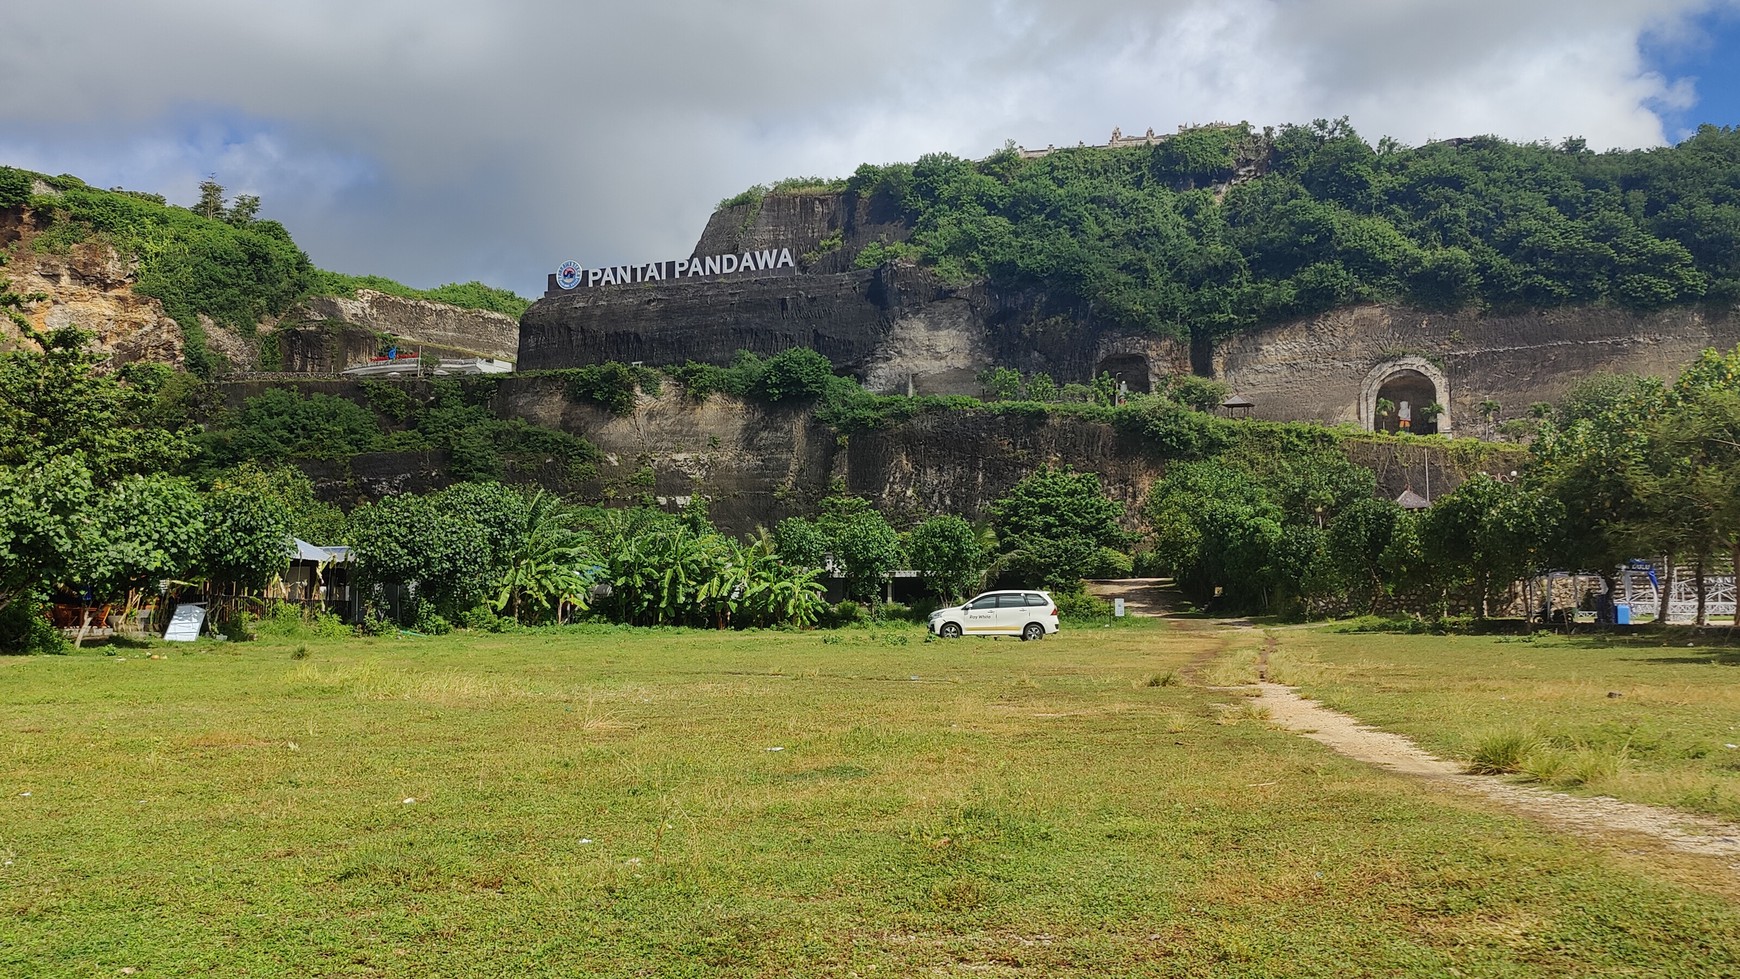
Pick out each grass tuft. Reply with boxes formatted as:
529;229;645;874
1467;730;1538;775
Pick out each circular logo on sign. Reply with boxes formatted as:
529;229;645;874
556;261;582;289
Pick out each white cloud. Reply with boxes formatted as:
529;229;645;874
2;0;1735;296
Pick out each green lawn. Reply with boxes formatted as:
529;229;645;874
1271;628;1740;821
4;622;1738;977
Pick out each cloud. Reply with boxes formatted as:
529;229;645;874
3;0;1736;297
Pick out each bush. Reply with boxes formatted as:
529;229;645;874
752;348;834;402
250;602;353;641
0;597;69;654
412;602;453;636
568;363;637;414
0;166;31;208
1054;591;1112;621
819;600;869;628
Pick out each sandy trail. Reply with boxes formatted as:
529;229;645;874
1252;680;1740;865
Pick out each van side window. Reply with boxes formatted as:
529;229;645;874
996;594;1027;608
1024;593;1047;606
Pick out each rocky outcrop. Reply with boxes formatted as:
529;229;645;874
286;289;518;363
693;190;910;276
0;206;186;365
242;376;1504;534
524;186;1740;425
521;247;1192;393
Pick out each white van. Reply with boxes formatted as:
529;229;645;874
928;590;1060;641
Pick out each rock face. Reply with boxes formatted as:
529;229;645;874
519;190;1193;393
0;206;186;364
1215;304;1740;434
522;189;1740;425
253;376;1508;534
287;289;519;363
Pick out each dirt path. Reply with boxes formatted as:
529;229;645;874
1083;577;1184;616
1252;681;1740;865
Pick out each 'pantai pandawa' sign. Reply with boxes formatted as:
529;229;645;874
552;247;796;292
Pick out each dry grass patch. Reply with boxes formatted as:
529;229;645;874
1275;629;1740;820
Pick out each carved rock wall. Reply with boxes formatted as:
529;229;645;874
693;191;910;275
1214;305;1740;431
288;289;519;363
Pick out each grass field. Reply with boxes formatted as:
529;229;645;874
4;622;1740;977
1270;628;1740;821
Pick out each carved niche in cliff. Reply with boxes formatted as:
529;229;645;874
1359;356;1451;436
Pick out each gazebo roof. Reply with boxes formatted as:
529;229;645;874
1220;395;1256;409
1395;489;1431;510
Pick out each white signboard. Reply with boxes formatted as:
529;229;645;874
1114;598;1126;618
163;603;206;642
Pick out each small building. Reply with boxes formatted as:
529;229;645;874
275;539;359;621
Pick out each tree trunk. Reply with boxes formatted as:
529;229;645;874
1695;553;1708;628
1657;558;1676;625
1731;541;1740;637
1523;576;1534;634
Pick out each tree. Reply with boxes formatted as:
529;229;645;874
1025;373;1058;403
493;490;597;624
0;456;96;623
349;487;503;619
0;326;189;480
815;496;902;602
71;474;207;607
1326;497;1405;612
194;177;226;220
225;194;261;226
1478;399;1502;438
202;472;294;594
753;347;835;402
773;516;828;568
1420;475;1565;618
992;467;1128;592
906;515;988;602
1528;374;1664;590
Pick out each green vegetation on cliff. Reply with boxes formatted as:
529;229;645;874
753;121;1740;340
0;167;531;373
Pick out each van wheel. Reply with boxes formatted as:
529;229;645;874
940;622;963;638
1021;622;1045;642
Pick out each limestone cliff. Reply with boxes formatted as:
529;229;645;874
521;181;1740;432
1215;304;1740;434
0;205;186;364
3;201;519;374
283;289;519;365
244;376;1512;535
521;188;1192;395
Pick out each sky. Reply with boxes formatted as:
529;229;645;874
2;0;1739;300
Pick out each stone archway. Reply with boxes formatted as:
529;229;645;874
1360;357;1451;435
1095;353;1152;394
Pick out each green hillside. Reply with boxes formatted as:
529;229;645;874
0;167;529;375
767;120;1740;340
